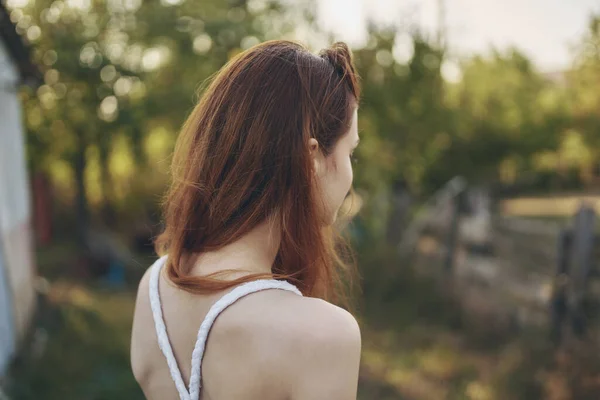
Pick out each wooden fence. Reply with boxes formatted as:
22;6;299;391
405;181;599;344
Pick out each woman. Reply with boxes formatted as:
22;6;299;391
131;40;362;400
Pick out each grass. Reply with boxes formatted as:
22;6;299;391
6;286;144;399
500;195;600;218
354;240;600;400
5;238;600;399
4;242;145;400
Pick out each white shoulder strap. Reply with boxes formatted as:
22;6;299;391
148;256;302;400
149;256;191;400
188;278;302;400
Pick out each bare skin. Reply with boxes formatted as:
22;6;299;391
131;110;361;399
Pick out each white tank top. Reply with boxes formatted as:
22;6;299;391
148;255;303;400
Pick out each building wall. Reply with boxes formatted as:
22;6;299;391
0;37;36;376
0;242;15;377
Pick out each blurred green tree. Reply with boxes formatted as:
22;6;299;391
8;0;600;245
13;0;298;238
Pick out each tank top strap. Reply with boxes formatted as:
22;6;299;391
148;255;303;400
188;277;302;400
149;255;191;400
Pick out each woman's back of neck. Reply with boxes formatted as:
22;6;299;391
188;216;281;279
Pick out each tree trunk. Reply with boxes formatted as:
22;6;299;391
98;141;117;228
74;133;89;245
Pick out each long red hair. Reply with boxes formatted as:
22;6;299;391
155;40;360;305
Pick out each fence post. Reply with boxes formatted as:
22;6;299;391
444;188;466;273
568;204;596;338
550;228;571;344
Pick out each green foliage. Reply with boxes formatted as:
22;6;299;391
12;0;302;231
9;0;600;222
352;30;448;193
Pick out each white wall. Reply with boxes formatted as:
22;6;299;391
0;37;36;376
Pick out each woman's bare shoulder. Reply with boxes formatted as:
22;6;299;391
242;293;362;399
282;295;360;342
229;288;360;344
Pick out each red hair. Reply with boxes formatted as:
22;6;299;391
155;40;361;304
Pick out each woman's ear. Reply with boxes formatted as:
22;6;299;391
308;138;321;176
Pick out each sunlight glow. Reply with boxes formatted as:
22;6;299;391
6;0;29;9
